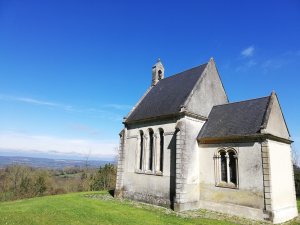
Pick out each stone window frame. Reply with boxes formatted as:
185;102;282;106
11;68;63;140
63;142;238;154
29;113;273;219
135;127;165;176
146;128;155;173
136;130;144;172
157;128;164;174
214;147;239;189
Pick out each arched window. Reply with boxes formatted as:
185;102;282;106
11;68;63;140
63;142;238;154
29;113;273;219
228;151;237;185
220;151;227;182
215;148;238;188
139;130;144;170
148;129;154;171
158;70;162;80
159;128;164;173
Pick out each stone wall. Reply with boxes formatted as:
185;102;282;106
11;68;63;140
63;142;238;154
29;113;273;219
119;115;205;209
198;142;266;220
185;58;228;117
119;118;178;207
267;139;298;223
174;116;205;211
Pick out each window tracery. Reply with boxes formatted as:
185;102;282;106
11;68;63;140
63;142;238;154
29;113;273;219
214;148;238;188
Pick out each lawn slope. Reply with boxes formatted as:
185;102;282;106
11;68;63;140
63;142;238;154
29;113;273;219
0;192;299;225
0;192;233;225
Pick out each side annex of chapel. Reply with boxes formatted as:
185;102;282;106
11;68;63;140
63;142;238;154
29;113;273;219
115;58;298;224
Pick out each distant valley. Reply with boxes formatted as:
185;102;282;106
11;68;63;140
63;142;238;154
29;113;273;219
0;156;113;169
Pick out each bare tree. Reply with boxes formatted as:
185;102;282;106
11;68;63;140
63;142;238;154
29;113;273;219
84;148;92;169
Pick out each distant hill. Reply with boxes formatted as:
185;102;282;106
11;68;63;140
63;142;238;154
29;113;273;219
0;156;113;169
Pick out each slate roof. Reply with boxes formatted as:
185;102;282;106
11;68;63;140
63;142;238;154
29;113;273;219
198;96;271;140
126;63;208;122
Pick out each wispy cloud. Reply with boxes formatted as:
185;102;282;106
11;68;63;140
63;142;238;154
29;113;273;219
0;94;73;111
282;50;300;57
86;108;123;121
0;131;118;159
261;59;284;72
246;59;257;67
0;94;125;121
259;49;300;73
241;46;255;57
15;97;58;106
235;59;257;72
104;104;132;110
68;123;100;136
236;47;300;73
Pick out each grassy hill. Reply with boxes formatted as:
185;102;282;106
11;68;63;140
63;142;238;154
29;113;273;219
0;192;299;225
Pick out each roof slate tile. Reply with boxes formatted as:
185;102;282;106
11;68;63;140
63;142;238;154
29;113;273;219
126;63;207;122
198;96;271;139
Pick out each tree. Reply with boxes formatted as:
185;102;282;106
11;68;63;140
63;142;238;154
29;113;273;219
34;175;47;196
8;164;23;194
292;144;300;195
90;164;116;191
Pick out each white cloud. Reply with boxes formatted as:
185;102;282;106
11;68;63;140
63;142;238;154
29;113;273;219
241;46;255;57
0;94;73;111
235;59;257;72
261;59;285;73
68;123;100;136
0;132;118;159
0;94;124;121
14;97;59;106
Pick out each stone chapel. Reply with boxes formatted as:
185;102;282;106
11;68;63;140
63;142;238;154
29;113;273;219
115;58;298;224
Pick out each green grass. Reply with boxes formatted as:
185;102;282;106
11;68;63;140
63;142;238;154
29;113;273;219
0;192;235;225
0;192;299;225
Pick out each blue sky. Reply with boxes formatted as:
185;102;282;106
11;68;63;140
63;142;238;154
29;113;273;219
0;0;299;160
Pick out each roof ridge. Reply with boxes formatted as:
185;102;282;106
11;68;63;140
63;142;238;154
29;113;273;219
213;95;270;108
161;63;208;81
260;93;273;129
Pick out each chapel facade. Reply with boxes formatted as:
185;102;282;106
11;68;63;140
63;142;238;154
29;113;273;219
115;58;298;224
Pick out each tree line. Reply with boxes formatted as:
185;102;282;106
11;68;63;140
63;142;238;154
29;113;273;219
0;163;116;202
1;161;300;202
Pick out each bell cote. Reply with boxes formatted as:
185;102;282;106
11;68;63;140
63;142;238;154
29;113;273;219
152;58;164;86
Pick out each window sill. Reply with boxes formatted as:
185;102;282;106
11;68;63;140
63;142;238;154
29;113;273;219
135;170;163;176
135;169;144;174
155;171;163;176
144;170;155;175
216;182;238;189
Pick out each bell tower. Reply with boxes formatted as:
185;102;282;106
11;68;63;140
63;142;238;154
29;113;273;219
152;58;164;86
